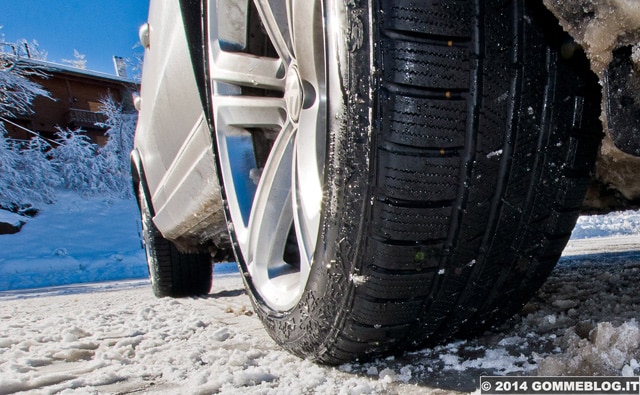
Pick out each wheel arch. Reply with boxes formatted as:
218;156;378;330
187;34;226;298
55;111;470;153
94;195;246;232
179;0;213;127
130;148;155;217
178;0;243;262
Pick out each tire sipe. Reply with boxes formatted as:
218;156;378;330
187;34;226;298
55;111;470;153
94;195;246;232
139;185;213;298
207;0;601;363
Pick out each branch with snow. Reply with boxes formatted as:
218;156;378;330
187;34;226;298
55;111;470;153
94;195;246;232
62;49;87;70
0;53;51;118
0;50;52;209
96;96;137;198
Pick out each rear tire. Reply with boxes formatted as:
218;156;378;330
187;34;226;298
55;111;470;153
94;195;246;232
208;0;601;363
139;185;212;298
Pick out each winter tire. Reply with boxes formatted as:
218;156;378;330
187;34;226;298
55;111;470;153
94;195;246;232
207;0;601;363
139;185;213;297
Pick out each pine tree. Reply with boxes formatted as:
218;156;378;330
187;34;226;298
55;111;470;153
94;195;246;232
97;96;137;198
0;127;24;209
17;136;59;204
52;127;101;193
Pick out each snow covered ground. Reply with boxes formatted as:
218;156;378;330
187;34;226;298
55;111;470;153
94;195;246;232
1;194;640;394
0;191;147;291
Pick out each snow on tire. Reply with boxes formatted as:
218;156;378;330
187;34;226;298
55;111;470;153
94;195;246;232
209;0;602;363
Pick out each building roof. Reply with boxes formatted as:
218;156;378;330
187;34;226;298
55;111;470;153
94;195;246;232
15;57;138;86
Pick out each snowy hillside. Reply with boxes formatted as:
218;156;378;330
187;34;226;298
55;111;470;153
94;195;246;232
0;191;147;291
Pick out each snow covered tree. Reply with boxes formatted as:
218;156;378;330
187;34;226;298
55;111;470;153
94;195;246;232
0;129;24;208
62;49;87;70
131;52;144;82
96;96;137;198
0;47;51;208
13;39;48;61
52;128;102;193
16;136;59;204
0;56;50;118
125;51;144;83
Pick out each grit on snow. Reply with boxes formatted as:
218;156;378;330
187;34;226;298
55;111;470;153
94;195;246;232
1;193;640;394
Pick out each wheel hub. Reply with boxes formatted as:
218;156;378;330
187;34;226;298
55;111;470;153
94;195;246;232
285;66;304;123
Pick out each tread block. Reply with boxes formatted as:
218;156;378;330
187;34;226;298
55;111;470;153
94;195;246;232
372;202;451;241
382;40;470;89
352;297;423;326
565;135;600;173
546;209;581;236
380;92;467;148
538;233;572;258
336;335;397;355
554;177;591;209
377;151;461;201
356;267;435;299
364;239;442;271
381;0;473;38
343;319;411;342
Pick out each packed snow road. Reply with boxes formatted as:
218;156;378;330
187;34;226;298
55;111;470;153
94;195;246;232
2;239;640;395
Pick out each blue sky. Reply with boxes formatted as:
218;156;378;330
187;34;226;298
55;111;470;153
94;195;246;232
0;1;149;77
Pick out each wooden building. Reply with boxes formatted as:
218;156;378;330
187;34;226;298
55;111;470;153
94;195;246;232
5;58;138;145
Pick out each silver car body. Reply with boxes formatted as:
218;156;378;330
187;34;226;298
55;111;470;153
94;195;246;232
134;0;223;250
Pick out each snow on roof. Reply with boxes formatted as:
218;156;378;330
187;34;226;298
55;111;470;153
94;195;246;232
16;57;138;85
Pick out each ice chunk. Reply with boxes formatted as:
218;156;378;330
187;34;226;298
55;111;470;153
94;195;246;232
537;321;640;375
350;274;368;286
544;0;640;76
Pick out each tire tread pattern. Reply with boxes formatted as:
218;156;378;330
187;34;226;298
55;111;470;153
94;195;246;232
327;0;601;359
140;187;212;298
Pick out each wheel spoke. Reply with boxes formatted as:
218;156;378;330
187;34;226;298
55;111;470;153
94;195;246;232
253;0;294;65
211;0;250;49
290;0;325;89
213;96;286;129
293;104;323;267
248;122;294;253
289;0;325;273
246;123;295;292
210;42;285;90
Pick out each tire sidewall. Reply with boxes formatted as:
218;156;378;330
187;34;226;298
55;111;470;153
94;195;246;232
139;185;164;294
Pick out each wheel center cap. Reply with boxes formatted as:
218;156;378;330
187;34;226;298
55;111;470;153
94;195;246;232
285;66;303;123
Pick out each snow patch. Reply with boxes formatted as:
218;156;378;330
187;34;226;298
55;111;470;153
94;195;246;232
350;274;368;286
571;209;640;239
537;321;640;375
0;209;24;227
